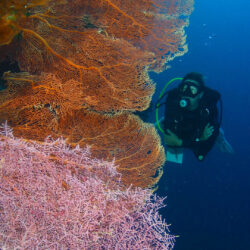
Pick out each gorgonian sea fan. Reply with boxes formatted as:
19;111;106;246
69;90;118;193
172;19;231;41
0;0;194;189
0;0;50;46
1;0;194;112
0;122;175;249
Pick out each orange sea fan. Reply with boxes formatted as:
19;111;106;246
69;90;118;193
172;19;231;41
0;0;194;188
1;0;193;112
0;0;50;46
0;73;165;188
57;110;165;188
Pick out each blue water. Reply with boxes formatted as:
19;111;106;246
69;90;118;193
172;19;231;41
150;1;250;249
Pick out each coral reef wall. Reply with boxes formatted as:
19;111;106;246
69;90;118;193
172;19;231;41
0;0;193;187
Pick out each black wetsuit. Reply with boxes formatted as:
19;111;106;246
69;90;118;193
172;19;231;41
163;87;221;160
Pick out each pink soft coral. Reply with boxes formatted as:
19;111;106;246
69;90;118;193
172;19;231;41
0;122;175;249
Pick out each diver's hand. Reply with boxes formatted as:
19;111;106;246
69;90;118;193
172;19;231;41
200;123;214;141
164;129;183;146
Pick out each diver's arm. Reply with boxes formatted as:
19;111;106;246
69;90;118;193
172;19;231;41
192;107;220;160
193;129;219;161
164;129;183;147
200;123;214;141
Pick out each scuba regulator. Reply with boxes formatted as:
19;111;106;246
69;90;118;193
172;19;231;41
179;98;190;108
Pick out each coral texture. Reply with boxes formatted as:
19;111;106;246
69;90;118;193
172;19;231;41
0;124;175;249
1;0;193;111
0;72;165;188
0;0;194;188
0;0;49;46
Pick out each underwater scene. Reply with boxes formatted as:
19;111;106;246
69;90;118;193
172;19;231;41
150;1;250;249
0;0;249;249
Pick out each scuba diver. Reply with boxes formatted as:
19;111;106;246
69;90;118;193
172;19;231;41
156;72;226;162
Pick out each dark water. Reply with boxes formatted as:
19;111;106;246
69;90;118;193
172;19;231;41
149;1;250;249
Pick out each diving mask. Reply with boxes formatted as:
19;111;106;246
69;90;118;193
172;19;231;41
179;79;203;98
178;79;203;108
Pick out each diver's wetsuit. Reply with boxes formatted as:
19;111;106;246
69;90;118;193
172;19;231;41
163;87;221;160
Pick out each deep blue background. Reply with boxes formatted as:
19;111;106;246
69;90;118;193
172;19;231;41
149;1;250;249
